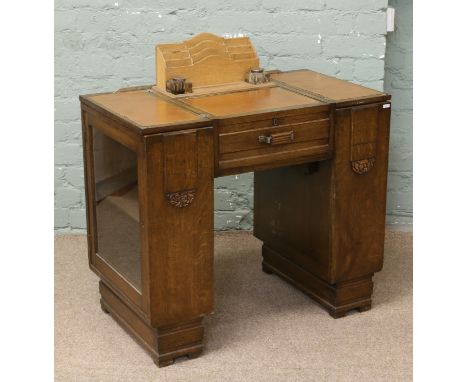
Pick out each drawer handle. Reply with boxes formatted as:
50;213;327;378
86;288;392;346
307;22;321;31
258;131;295;145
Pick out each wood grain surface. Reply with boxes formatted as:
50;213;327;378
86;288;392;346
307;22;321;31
79;68;392;366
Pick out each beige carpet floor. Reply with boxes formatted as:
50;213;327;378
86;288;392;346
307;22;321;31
55;230;412;382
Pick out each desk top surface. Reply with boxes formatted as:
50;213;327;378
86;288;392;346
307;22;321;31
271;70;385;104
85;90;202;128
181;87;322;118
80;70;390;131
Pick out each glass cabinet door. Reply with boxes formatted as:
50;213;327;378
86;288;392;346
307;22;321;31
92;127;141;292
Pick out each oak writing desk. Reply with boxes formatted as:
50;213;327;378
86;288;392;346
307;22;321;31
79;35;391;367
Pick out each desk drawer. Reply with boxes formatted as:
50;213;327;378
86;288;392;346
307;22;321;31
217;112;332;174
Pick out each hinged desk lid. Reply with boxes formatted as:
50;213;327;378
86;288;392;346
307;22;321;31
271;70;391;107
84;90;203;129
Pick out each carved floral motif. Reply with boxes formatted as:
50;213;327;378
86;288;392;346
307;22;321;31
351;158;375;175
165;189;196;208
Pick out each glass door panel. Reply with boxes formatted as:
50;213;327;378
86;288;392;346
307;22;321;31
92;127;141;291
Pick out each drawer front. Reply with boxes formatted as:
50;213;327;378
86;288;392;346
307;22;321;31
217;112;332;175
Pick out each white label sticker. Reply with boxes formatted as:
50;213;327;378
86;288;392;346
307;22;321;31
382;104;391;109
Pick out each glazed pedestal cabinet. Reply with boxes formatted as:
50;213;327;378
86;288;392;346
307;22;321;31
80;69;391;367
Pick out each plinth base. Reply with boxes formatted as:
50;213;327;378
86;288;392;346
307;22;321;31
99;281;204;367
261;244;374;318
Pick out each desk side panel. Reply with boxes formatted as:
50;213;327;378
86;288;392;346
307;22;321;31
143;127;214;327
331;103;391;281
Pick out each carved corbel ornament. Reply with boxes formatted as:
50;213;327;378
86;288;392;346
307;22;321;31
351;158;375;175
165;189;197;208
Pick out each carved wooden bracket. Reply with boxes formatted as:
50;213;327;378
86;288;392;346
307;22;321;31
351;158;375;175
165;189;196;208
350;106;379;176
162;131;199;208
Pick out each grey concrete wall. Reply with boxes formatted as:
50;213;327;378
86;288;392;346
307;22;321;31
55;0;390;232
384;0;413;225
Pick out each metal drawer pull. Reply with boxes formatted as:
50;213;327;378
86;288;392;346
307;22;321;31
258;131;295;145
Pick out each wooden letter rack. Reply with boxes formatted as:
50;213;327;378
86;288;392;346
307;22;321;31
154;32;274;97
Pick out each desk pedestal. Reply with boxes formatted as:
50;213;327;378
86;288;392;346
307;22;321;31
254;103;391;318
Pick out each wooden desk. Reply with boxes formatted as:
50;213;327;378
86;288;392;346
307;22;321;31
80;69;391;367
